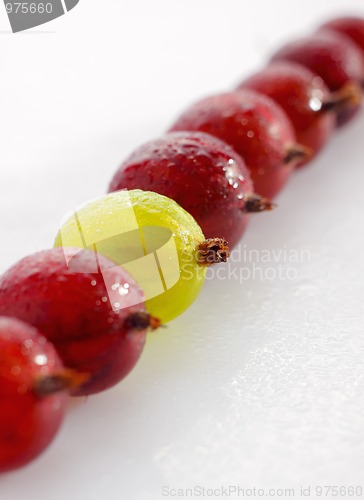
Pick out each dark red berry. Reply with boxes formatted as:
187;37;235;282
319;17;364;54
169;91;307;199
0;317;69;472
238;62;335;159
271;30;364;125
0;248;157;396
109;132;272;248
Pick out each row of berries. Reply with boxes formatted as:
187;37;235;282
0;16;363;473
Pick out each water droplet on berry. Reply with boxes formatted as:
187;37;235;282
34;354;48;366
11;365;21;376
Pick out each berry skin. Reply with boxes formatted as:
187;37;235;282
54;190;229;324
0;317;69;473
108;132;273;249
238;62;336;159
271;30;364;125
319;17;364;54
169;90;307;199
0;249;155;396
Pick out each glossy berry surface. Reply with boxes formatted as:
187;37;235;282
0;249;149;396
109;132;256;248
238;62;335;158
0;317;68;473
169;90;301;199
320;17;364;54
54;190;227;324
271;30;364;124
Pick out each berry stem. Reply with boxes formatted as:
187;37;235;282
284;144;312;165
321;81;363;113
197;238;230;266
34;370;89;397
244;194;276;213
124;312;161;331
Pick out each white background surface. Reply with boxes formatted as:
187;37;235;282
1;0;364;498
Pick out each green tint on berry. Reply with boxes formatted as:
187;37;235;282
54;190;229;323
